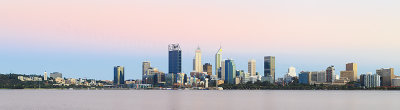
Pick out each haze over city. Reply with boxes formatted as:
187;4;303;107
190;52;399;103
1;0;400;80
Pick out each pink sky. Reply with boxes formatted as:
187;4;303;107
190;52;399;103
1;0;400;79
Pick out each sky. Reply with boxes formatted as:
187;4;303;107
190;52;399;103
1;0;400;80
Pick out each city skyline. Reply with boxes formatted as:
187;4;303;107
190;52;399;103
1;44;400;81
1;0;400;80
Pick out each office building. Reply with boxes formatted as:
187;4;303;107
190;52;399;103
193;46;202;72
203;63;212;76
225;59;236;84
142;61;151;76
215;47;222;77
299;71;311;85
168;44;182;74
376;68;395;86
221;60;225;80
114;66;125;85
50;72;62;79
326;66;335;83
360;73;380;88
264;56;276;82
248;59;256;76
340;63;358;82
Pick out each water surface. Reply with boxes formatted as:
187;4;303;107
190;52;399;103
0;90;398;110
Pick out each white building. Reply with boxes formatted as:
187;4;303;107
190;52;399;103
44;71;47;81
193;47;202;72
360;72;380;88
248;59;256;76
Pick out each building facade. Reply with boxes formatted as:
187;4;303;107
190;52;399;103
248;59;256;76
142;61;151;76
326;66;335;83
264;56;276;82
360;73;380;88
221;60;225;80
44;71;47;81
340;63;358;82
215;47;222;77
193;47;202;72
299;71;311;85
376;68;395;87
114;66;125;85
224;59;236;84
168;44;182;74
203;63;212;76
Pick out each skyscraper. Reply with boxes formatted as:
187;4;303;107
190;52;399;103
340;63;357;82
248;59;256;76
221;60;225;80
168;44;182;74
44;71;47;81
326;66;335;83
225;59;236;84
203;63;212;76
215;46;222;76
114;66;125;85
376;68;395;86
264;56;276;82
142;61;151;76
193;46;202;72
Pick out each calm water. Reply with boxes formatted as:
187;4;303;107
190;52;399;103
0;90;399;110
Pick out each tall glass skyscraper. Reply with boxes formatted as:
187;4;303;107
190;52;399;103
225;59;236;84
215;46;222;77
264;56;275;83
114;66;124;85
168;44;182;74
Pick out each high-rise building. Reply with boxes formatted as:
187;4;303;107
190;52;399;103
376;68;395;86
114;66;125;85
264;56;276;82
50;72;62;79
340;63;357;82
168;44;182;74
225;59;236;84
221;60;225;80
326;66;335;83
248;59;256;76
193;46;202;72
360;72;380;88
215;46;222;76
203;63;212;76
142;61;151;76
44;71;47;81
